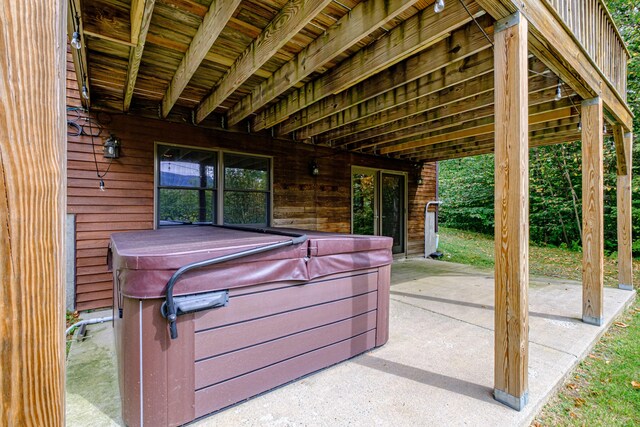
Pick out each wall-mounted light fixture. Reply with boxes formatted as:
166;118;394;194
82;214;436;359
309;159;319;177
414;162;424;185
103;134;121;159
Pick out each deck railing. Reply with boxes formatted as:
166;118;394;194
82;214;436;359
544;0;629;99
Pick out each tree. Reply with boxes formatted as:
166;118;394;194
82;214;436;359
440;0;639;255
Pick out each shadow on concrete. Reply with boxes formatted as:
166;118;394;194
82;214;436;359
354;354;499;405
390;290;581;323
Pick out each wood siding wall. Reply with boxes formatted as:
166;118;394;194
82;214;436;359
67;54;436;311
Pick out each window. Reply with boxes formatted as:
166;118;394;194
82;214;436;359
156;144;270;227
223;154;270;225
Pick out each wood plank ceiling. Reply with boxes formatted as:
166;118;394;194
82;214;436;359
73;0;584;163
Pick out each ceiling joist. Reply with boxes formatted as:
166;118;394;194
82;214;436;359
161;0;243;118
280;15;495;138
250;0;485;132
67;0;90;108
407;126;582;163
332;72;562;149
123;0;156;112
194;0;336;124
381;102;578;155
302;49;496;142
395;112;581;159
225;0;422;128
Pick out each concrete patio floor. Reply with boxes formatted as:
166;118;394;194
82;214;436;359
66;259;636;426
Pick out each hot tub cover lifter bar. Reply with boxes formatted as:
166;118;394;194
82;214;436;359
161;226;308;339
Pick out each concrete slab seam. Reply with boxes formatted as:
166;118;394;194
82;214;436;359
391;297;494;332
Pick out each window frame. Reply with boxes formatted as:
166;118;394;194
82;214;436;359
154;142;273;228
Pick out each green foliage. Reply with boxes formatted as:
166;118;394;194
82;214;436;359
438;154;494;234
353;173;375;235
440;1;640;256
440;140;638;255
158;188;213;223
439;227;640;287
606;0;640;133
535;302;640;426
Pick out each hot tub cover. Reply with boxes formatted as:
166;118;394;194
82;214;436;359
110;226;393;299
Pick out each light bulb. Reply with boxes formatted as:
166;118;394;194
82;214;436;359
99;179;105;192
71;31;82;50
577;119;582;131
434;0;445;13
82;85;89;100
555;83;562;101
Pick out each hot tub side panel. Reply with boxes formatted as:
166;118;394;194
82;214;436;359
375;264;391;347
115;295;198;427
116;269;386;426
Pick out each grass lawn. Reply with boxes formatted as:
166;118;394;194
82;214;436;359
438;227;640;426
533;300;640;426
438;227;640;287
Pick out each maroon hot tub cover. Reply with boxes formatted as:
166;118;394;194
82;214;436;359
111;226;392;427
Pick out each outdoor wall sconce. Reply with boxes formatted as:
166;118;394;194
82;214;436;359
414;162;424;185
309;159;319;176
103;134;121;159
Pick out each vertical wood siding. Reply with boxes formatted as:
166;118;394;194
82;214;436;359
66;53;436;311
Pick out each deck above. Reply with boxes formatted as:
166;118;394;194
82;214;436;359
68;0;632;164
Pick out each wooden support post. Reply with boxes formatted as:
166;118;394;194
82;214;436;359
614;127;633;290
581;97;604;325
0;0;66;425
493;11;529;411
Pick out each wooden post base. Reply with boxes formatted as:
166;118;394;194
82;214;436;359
582;315;603;326
494;389;529;411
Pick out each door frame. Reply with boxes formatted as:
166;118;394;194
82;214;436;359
350;166;408;257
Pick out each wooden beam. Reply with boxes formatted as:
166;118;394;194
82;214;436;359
612;124;628;176
403;121;581;160
354;94;576;153
305;49;498;142
334;73;562;149
411;130;581;162
123;0;156;112
615;128;633;290
379;104;574;155
130;0;145;43
581;97;604;325
83;29;136;47
493;11;529;411
0;0;66;424
227;0;421;128
194;0;335;124
67;0;90;108
278;17;495;137
475;0;633;131
249;0;484;131
160;0;242;117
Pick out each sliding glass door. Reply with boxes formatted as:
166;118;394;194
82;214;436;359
352;167;406;255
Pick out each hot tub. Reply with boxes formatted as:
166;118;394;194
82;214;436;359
110;226;392;426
